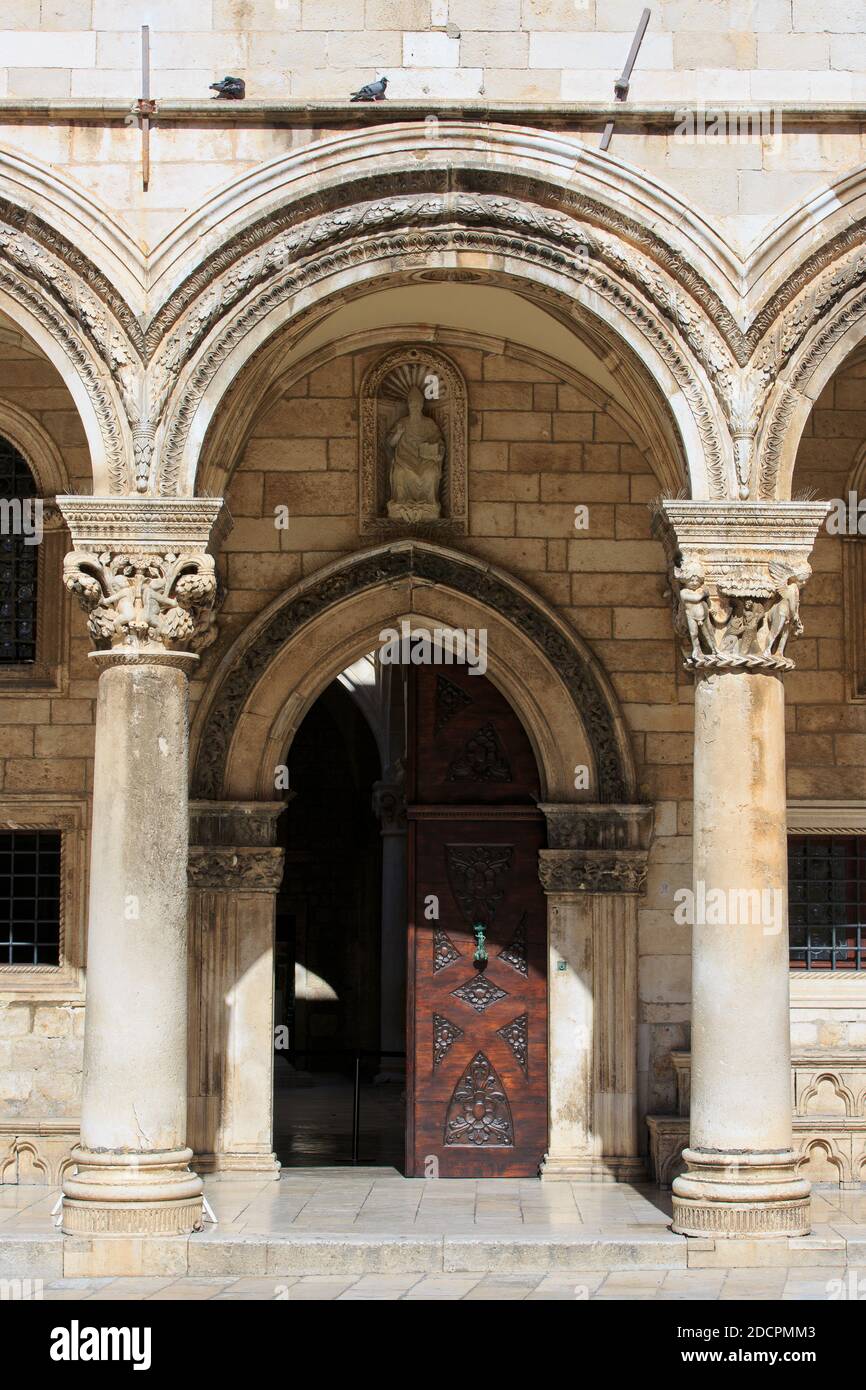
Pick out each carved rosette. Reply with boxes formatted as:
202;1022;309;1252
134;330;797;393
651;500;830;673
56;496;229;660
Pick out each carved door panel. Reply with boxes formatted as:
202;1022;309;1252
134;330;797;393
406;667;548;1178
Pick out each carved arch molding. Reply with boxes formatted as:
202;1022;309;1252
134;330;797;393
191;543;630;804
3;150;866;499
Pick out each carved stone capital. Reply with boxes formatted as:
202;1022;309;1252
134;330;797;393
539;848;649;895
57;496;230;658
188;800;287;890
651;499;830;672
187;846;285;892
372;780;407;833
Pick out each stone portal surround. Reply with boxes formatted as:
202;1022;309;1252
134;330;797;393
187;800;285;1179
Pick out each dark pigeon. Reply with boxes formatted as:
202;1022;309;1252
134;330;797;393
210;76;246;100
350;76;388;102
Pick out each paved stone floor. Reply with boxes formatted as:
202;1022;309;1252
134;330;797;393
3;1172;865;1297
3;1168;864;1240
15;1266;866;1299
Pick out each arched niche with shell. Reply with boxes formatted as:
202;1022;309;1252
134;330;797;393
359;346;468;537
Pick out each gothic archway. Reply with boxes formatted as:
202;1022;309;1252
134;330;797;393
190;539;635;806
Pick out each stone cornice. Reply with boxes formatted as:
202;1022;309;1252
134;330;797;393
1;99;861;128
787;800;866;835
189;799;289;848
56;496;231;551
539;802;654;852
653;500;832;579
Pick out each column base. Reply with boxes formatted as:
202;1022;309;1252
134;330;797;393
671;1148;811;1238
194;1151;281;1179
540;1152;647;1183
61;1146;204;1235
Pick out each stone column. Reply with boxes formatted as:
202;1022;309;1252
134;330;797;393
57;496;226;1236
539;804;653;1181
372;780;407;1079
187;801;285;1177
653;499;829;1238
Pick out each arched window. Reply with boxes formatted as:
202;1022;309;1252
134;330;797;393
0;436;38;663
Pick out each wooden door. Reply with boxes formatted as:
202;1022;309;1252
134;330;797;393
406;665;548;1177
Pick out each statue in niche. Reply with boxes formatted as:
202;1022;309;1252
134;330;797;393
360;347;467;535
385;384;445;521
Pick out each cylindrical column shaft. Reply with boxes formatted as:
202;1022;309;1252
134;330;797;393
672;670;809;1237
62;654;203;1235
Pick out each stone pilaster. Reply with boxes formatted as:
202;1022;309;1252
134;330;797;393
652;499;829;1238
538;804;653;1182
187;800;286;1178
56;496;228;1236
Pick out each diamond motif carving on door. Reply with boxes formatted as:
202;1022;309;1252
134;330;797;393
498;911;528;976
451;974;508;1014
433;927;460;973
434;673;473;733
432;1013;464;1068
444;1052;514;1147
496;1013;529;1074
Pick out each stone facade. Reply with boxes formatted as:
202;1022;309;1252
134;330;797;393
0;7;864;1255
1;2;865;106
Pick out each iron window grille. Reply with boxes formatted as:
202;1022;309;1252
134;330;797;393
788;835;866;971
0;438;38;663
0;829;61;966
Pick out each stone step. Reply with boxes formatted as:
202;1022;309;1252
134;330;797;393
3;1226;858;1279
0;1233;63;1280
3;1229;686;1278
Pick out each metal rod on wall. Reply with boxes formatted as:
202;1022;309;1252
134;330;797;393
600;8;651;152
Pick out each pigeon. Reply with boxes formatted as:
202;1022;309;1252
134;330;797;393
210;76;246;100
350;76;388;102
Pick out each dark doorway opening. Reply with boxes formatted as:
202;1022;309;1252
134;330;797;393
270;654;549;1176
272;677;404;1166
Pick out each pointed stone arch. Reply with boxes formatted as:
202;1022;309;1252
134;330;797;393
190;540;636;806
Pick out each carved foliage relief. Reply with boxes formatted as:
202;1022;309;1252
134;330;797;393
4;171;866;502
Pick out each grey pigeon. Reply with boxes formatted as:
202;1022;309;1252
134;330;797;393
350;76;388;102
210;76;245;100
